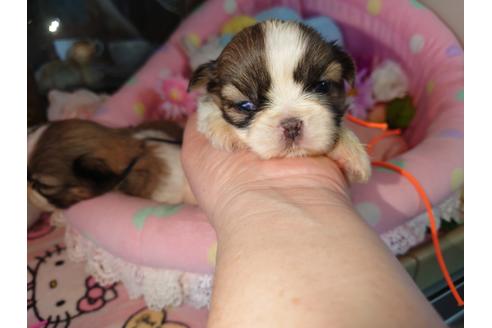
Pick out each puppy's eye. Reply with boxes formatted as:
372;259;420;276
235;101;256;111
312;80;333;94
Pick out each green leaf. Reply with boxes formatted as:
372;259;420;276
386;96;416;129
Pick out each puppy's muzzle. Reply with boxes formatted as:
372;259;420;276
281;117;303;141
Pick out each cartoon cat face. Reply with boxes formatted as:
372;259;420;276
28;245;117;327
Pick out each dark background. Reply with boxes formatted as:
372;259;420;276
27;0;204;126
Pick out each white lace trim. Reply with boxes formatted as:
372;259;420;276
65;226;213;310
381;191;463;255
439;189;464;224
62;191;462;309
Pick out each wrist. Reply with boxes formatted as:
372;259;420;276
210;185;354;239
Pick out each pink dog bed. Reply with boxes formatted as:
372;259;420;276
57;0;463;310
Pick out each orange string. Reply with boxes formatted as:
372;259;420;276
347;115;464;306
346;113;388;130
372;161;464;307
367;129;402;156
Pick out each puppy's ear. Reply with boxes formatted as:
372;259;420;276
72;154;119;186
330;42;356;87
188;60;217;91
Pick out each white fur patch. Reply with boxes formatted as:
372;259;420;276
263;21;306;107
329;126;371;183
197;96;246;151
149;143;187;204
133;129;173;141
133;130;187;204
28;186;56;212
27;124;49;162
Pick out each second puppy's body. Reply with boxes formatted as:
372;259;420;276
28;119;194;211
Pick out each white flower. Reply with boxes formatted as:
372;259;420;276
370;60;409;102
183;37;224;70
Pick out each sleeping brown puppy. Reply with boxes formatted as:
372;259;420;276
189;20;371;183
27;119;195;211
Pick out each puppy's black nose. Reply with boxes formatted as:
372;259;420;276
281;118;303;140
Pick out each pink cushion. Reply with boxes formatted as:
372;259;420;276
67;193;216;273
65;0;463;273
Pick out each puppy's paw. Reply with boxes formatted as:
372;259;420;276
329;127;371;183
197;97;246;152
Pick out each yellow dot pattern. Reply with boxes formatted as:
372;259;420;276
133;102;146;118
451;168;464;191
426;81;435;94
207;242;217;267
367;0;382;15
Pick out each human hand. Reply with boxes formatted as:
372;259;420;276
181;115;445;328
181;114;351;230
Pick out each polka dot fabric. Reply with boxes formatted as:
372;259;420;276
65;0;463;274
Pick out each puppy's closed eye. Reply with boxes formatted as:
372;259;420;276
234;100;257;112
311;80;334;94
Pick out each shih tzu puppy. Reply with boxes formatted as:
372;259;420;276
28;119;195;211
189;20;370;183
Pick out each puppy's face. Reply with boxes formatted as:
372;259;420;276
190;20;355;158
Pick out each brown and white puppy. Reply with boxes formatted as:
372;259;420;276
189;20;370;182
27;119;194;211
